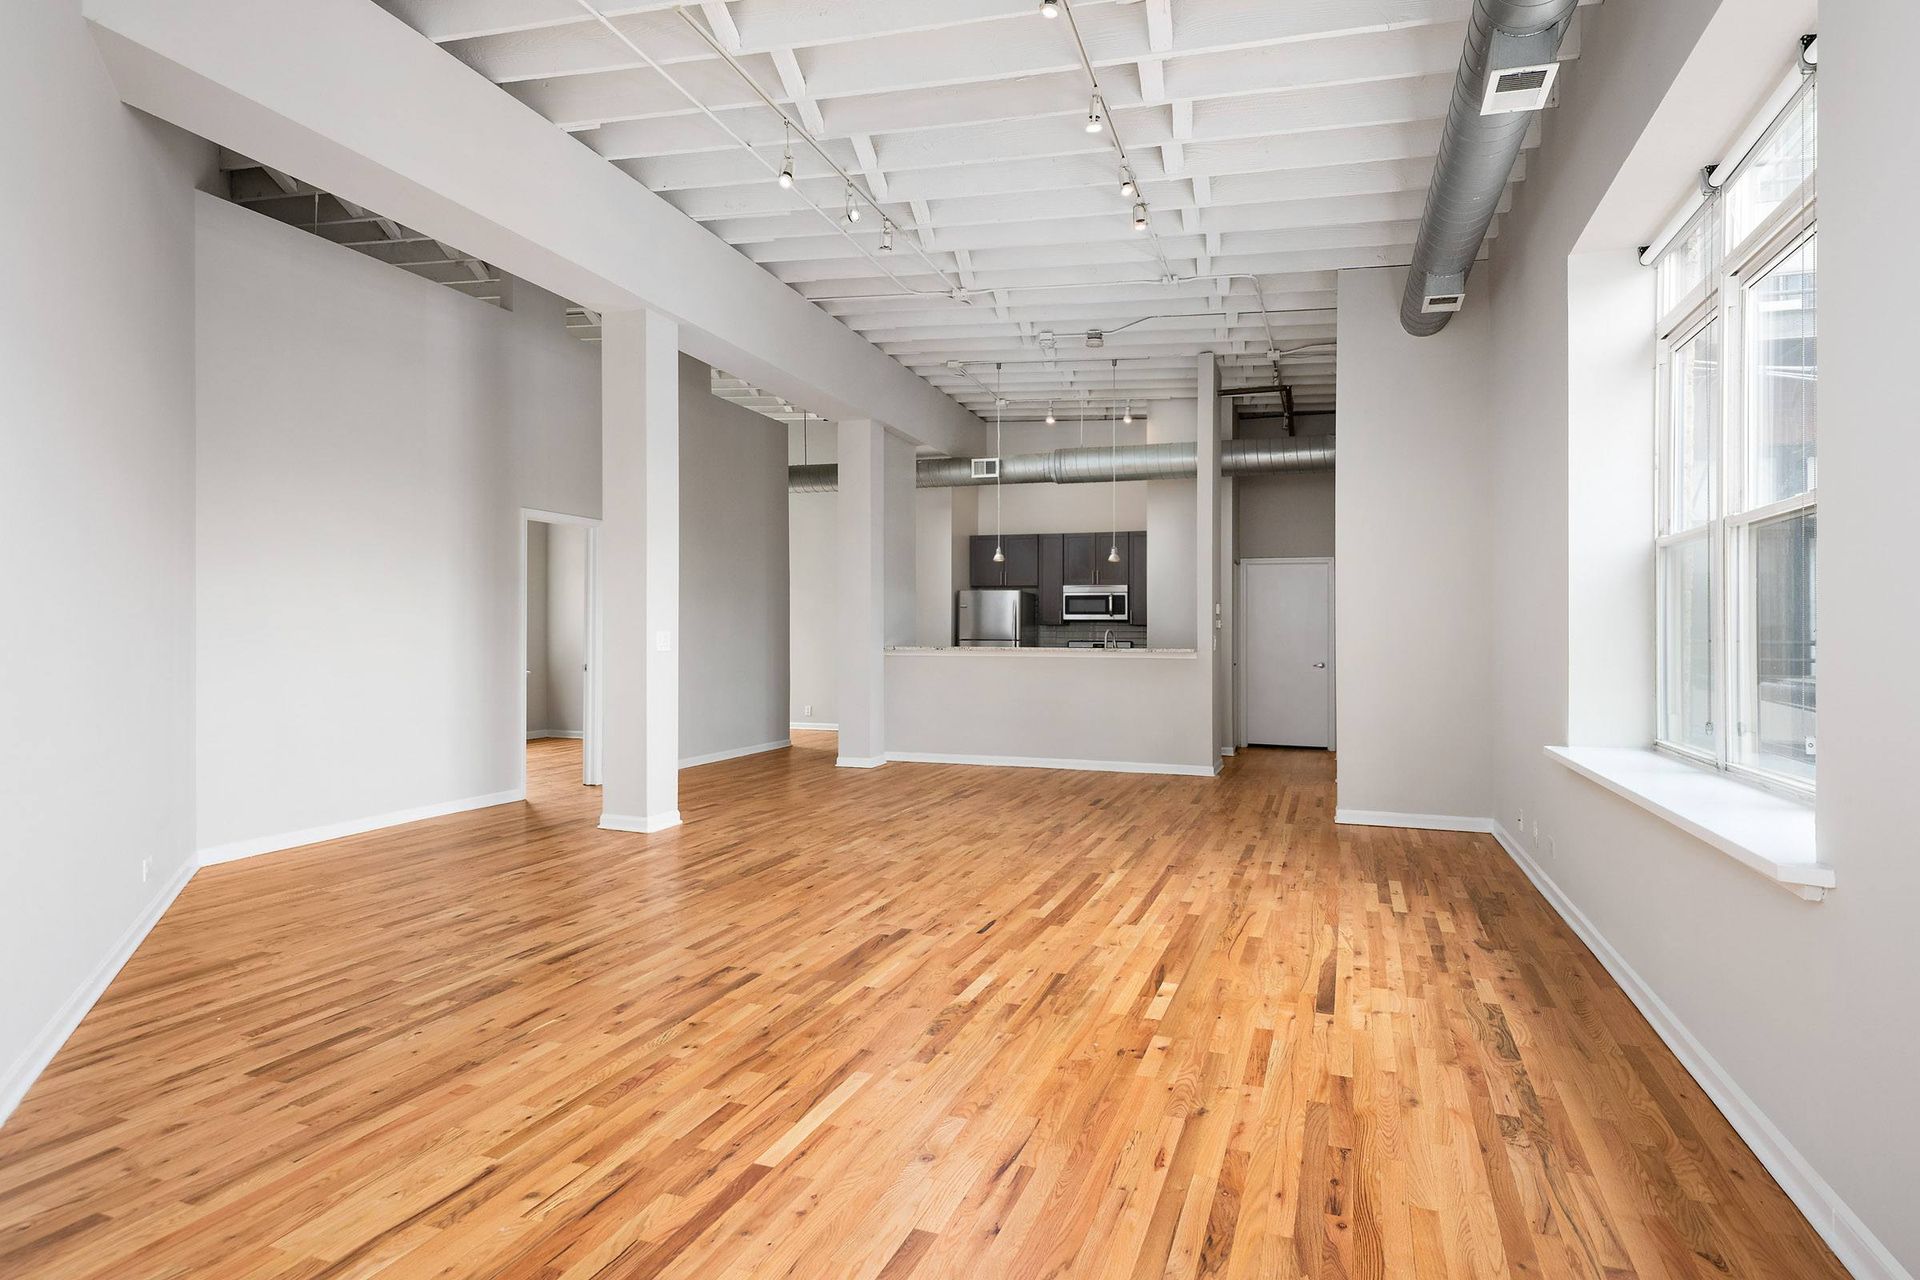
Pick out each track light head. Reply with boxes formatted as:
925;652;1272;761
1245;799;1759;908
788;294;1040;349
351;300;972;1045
777;165;793;189
1132;202;1149;232
1123;403;1133;424
1045;402;1056;425
1120;171;1137;199
1085;96;1105;133
844;183;861;223
879;219;894;252
1040;0;1060;16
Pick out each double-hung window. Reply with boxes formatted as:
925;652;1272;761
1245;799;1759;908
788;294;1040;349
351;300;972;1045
1654;70;1817;795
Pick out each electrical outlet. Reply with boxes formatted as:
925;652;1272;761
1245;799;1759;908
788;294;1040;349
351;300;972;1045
1516;808;1526;834
803;704;813;718
140;857;152;884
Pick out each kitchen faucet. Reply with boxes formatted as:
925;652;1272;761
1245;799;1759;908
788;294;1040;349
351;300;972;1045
1102;627;1115;650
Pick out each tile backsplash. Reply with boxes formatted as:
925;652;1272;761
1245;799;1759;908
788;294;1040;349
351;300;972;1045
1038;622;1149;648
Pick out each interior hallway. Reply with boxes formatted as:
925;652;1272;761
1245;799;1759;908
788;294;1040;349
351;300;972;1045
0;738;1844;1279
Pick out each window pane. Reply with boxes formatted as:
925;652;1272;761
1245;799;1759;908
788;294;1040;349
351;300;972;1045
1657;202;1718;317
1744;235;1817;506
1661;535;1714;753
1742;509;1816;781
1667;321;1719;531
1726;79;1816;248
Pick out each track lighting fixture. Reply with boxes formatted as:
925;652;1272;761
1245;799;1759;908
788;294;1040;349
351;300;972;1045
777;122;794;189
844;183;861;223
879;219;894;252
1039;0;1060;16
1119;170;1137;200
1132;202;1149;231
1085;95;1105;134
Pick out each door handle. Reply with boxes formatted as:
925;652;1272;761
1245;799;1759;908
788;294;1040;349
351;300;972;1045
1312;662;1326;668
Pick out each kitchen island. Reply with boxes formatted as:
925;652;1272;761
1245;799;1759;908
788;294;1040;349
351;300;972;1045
883;645;1216;776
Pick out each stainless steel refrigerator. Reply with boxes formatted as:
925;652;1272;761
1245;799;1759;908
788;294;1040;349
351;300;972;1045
955;589;1039;648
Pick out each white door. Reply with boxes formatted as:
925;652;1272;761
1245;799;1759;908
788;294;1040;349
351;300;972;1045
1242;560;1333;748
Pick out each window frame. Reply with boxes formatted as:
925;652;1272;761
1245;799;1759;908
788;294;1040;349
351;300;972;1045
1652;72;1817;800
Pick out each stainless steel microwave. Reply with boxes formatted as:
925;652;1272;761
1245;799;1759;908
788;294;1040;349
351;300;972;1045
1062;585;1129;621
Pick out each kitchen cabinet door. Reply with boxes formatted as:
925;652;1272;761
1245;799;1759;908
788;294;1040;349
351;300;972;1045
1128;531;1148;627
1062;533;1097;585
1000;534;1039;588
968;535;1002;587
1037;535;1064;624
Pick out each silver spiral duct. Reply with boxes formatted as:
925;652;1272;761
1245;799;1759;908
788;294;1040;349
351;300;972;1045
1400;0;1578;336
787;436;1334;493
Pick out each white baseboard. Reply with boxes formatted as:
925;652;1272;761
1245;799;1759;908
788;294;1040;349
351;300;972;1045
885;751;1217;778
196;788;526;867
599;810;682;833
1220;747;1237;757
1;856;196;1127
1334;809;1495;832
679;739;789;769
1488;822;1910;1280
835;755;887;769
790;721;838;731
526;729;584;740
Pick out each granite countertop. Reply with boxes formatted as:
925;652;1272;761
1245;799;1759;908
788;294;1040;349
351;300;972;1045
885;646;1199;658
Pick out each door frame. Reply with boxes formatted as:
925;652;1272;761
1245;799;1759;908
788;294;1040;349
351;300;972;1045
520;509;605;789
1235;556;1335;751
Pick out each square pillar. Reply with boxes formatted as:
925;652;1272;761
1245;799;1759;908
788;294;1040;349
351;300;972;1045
1197;354;1224;772
836;418;887;767
599;309;681;832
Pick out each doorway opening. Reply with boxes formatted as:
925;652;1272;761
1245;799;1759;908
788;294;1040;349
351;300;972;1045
1239;557;1335;750
522;510;602;791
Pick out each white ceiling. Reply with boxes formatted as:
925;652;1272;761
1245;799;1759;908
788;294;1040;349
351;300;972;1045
371;0;1593;425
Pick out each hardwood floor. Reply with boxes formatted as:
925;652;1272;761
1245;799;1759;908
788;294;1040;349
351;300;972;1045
0;735;1845;1279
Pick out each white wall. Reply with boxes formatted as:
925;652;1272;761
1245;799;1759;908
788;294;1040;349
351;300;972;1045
1334;270;1496;820
526;520;552;733
678;355;789;761
194;194;601;856
0;0;208;1119
915;488;957;646
1471;0;1918;1273
1147;398;1199;649
1236;414;1336;560
883;431;917;648
885;653;1214;772
543;521;588;736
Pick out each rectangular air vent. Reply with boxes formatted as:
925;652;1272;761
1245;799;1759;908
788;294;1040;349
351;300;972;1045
1422;293;1466;314
971;457;1000;480
1480;63;1558;115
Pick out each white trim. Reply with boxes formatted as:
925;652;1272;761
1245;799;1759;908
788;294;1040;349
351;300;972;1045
196;789;526;866
1334;809;1494;833
527;729;585;740
1;857;196;1126
790;721;839;731
1545;746;1829;898
1489;822;1910;1280
835;755;888;769
679;739;790;768
599;810;682;833
1220;747;1236;757
886;751;1216;777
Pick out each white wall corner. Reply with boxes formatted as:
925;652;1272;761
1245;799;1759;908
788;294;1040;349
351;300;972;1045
598;811;683;834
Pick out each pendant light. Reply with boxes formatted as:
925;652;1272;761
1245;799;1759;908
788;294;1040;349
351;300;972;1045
1045;399;1056;425
1107;360;1121;565
992;362;1006;564
1122;401;1133;425
777;122;794;189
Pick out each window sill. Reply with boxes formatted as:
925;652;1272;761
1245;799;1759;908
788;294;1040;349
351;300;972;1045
1544;746;1831;900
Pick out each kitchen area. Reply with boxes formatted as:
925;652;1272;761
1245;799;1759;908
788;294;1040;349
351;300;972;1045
952;529;1149;649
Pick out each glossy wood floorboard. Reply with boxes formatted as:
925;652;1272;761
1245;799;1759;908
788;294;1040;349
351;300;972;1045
0;735;1845;1279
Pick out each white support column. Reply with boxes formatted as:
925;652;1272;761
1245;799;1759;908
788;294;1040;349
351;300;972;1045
599;309;682;832
836;418;887;767
1196;354;1224;773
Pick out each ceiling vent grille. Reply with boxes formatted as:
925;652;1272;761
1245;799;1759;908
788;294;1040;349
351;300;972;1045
971;457;1000;480
1480;64;1558;115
